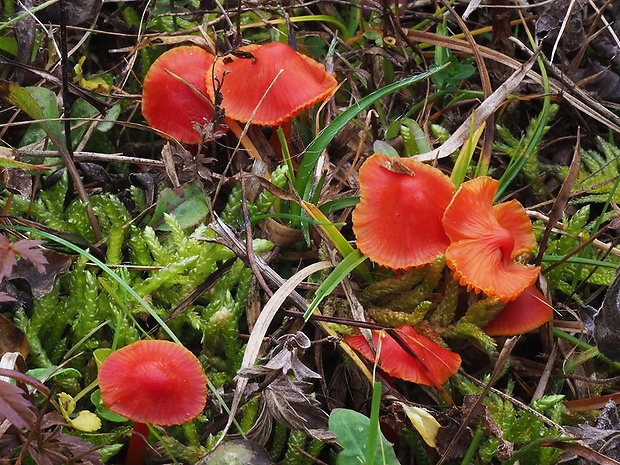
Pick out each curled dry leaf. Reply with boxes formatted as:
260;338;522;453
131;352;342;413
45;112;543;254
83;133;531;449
239;332;333;442
0;315;28;359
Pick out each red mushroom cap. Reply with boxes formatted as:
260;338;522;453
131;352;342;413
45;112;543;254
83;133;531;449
345;325;461;387
442;176;540;301
98;340;207;426
206;42;337;126
142;46;222;144
483;286;553;336
352;154;455;269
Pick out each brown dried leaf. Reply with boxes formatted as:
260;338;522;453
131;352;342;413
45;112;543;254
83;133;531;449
594;269;620;360
0;314;28;359
11;250;72;299
262;377;336;442
535;0;586;54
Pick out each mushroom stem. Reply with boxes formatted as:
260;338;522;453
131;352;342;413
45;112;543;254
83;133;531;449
226;118;263;161
126;421;149;465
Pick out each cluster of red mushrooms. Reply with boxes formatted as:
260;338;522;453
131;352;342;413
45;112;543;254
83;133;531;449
98;41;553;461
96;43;339;463
345;154;554;386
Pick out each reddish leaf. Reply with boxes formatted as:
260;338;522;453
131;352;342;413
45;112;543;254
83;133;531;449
0;293;16;303
0;376;37;430
0;235;18;281
0;235;48;282
345;325;461;387
11;239;47;273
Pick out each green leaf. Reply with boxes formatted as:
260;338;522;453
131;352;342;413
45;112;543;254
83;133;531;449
0;37;17;56
58;392;102;432
373;140;400;158
329;408;400;465
71;99;99;148
26;367;82;382
151;183;210;230
68;410;102;432
97;103;121;133
0;147;50;170
93;348;113;370
319;196;360;215
91;389;129;423
0;81;64;150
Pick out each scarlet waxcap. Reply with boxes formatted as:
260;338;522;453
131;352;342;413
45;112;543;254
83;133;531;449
345;325;461;387
484;286;553;336
142;46;220;144
352;154;455;269
206;42;337;126
98;340;207;426
442;177;540;301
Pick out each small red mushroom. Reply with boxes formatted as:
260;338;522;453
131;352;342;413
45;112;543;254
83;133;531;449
98;340;207;464
352;154;455;269
345;325;461;387
442;176;540;302
483;286;553;336
206;42;337;127
142;46;224;144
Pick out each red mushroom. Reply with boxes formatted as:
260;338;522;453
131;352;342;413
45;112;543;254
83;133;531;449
142;46;224;144
206;42;337;126
483;286;553;336
352;154;455;269
442;176;540;302
345;325;461;387
98;340;207;464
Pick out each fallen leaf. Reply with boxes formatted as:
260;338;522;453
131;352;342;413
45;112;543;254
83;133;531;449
594;269;620;360
0;314;28;359
400;404;440;448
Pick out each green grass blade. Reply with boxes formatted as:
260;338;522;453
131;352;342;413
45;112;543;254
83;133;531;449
295;65;449;204
7;226;181;344
302;201;372;282
366;381;383;465
541;255;619;268
303;249;368;321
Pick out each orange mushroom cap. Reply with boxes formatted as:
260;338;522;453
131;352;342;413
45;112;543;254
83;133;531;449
483;286;553;336
345;325;461;387
352;154;455;269
206;42;337;126
142;46;222;144
98;340;207;426
442;176;540;301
